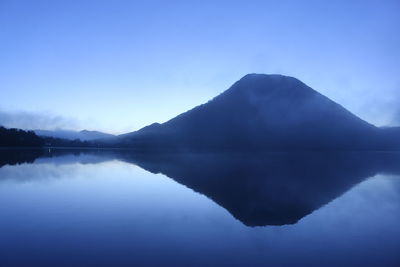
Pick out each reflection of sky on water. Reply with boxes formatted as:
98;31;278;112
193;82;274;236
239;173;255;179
0;159;399;266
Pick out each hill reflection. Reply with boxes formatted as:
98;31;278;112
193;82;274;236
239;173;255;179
1;149;399;226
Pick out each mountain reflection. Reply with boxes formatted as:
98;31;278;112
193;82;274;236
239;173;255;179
1;149;399;226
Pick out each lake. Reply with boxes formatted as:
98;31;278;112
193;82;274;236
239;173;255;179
0;149;399;266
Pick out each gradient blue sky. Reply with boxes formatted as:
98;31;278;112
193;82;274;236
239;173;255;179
1;0;399;133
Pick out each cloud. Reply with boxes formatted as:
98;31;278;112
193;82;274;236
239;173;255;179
0;109;80;130
390;90;400;126
392;110;400;126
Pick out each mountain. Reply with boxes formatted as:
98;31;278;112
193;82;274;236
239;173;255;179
35;129;115;141
117;74;397;151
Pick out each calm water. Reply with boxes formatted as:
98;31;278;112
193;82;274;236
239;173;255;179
0;150;399;267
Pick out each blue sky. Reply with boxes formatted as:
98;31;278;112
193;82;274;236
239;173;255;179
1;0;399;133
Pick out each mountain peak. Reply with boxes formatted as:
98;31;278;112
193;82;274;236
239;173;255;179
237;73;302;85
220;74;317;103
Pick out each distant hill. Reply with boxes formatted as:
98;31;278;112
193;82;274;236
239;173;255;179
0;126;99;148
35;129;115;141
117;74;398;151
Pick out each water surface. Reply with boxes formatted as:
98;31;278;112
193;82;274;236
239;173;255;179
0;149;399;266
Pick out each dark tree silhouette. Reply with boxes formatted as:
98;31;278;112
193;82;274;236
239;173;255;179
0;126;44;147
0;126;102;148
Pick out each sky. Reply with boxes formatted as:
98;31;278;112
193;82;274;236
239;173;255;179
0;0;399;134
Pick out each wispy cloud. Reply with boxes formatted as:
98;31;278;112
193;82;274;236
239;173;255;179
390;89;400;126
392;109;400;126
0;109;80;130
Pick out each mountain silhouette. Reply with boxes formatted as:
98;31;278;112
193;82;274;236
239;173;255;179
117;74;397;151
35;129;115;141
